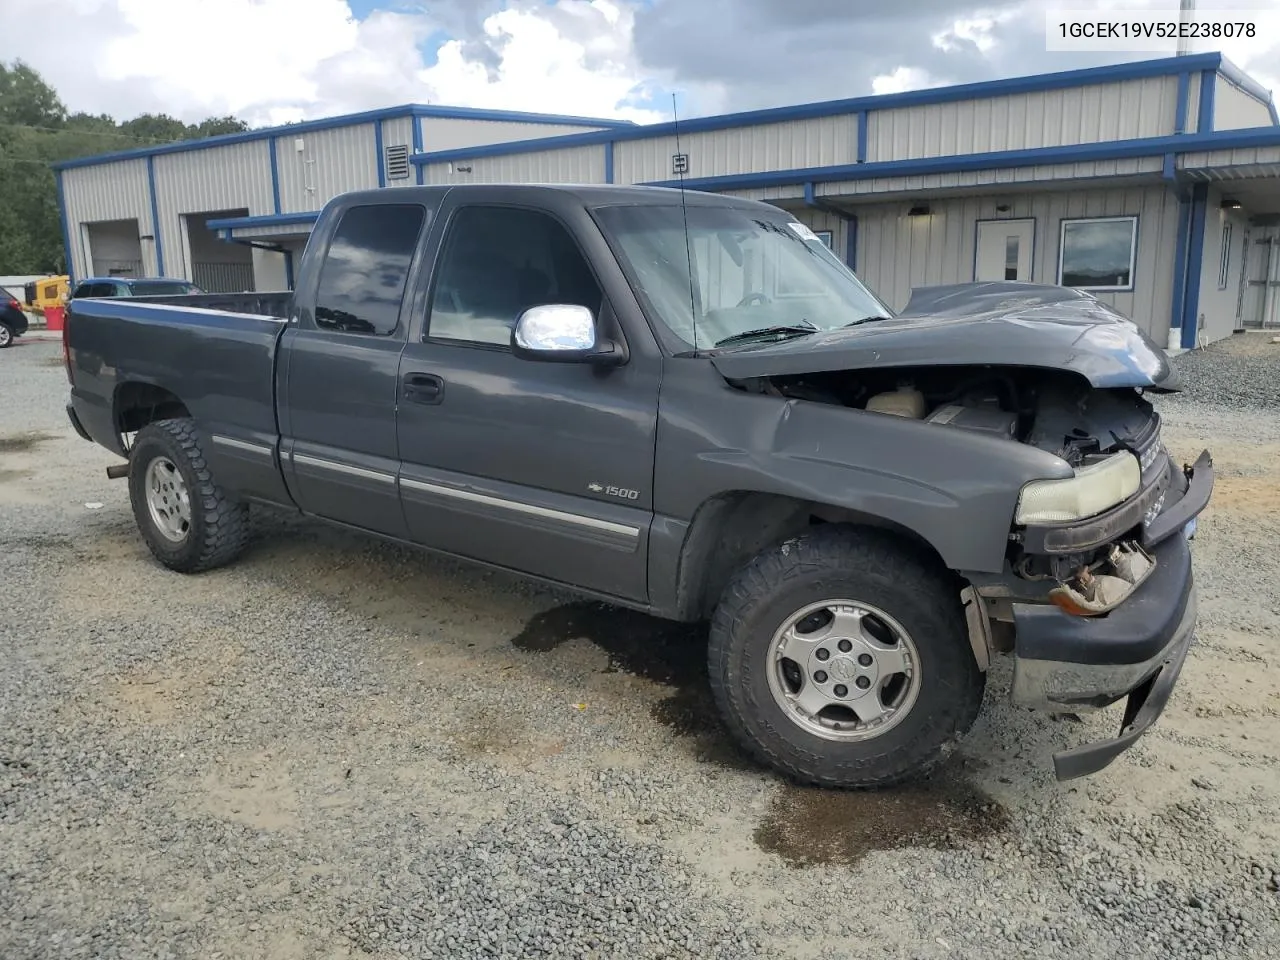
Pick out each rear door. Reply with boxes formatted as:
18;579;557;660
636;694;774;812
277;198;435;537
395;191;662;602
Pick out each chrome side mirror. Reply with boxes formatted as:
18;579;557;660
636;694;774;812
511;304;623;365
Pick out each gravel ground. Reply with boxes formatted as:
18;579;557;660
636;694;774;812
2;330;1278;959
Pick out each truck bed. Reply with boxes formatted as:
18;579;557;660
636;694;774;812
65;293;290;460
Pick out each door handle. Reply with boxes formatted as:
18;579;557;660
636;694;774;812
403;372;444;404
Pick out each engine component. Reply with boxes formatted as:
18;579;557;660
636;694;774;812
866;386;926;418
925;403;1018;439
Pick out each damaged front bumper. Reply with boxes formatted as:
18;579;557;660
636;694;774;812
1009;450;1213;781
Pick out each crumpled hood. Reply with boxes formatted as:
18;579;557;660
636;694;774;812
708;281;1180;392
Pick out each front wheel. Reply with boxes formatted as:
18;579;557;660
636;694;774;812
128;418;251;573
708;525;985;788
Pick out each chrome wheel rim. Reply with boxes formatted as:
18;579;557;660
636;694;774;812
765;599;922;742
144;456;192;542
0;325;11;346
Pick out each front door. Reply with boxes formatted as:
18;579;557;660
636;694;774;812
278;200;431;538
395;200;661;602
976;218;1035;282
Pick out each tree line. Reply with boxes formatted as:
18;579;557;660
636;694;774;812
0;60;249;275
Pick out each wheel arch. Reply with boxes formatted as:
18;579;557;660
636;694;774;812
113;380;191;449
669;489;955;622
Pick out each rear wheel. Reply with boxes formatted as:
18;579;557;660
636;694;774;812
708;524;985;788
128;418;250;573
0;323;13;348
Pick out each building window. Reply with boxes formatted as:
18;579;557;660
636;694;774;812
1218;222;1233;290
314;203;427;336
427;205;602;347
1058;216;1137;291
813;230;833;249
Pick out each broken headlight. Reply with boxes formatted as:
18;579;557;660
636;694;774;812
1015;451;1142;524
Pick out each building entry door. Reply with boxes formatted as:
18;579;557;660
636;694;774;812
975;218;1035;282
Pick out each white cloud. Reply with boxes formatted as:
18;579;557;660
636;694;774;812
871;66;943;96
1;0;1279;131
0;0;669;127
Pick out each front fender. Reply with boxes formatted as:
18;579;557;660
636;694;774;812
653;370;1073;576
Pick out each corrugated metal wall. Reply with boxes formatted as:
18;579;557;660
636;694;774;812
1214;79;1274;131
1195;185;1251;341
420;117;607;152
380;116;416;188
614;117;857;183
865;77;1180;161
153;140;274;280
421;144;607;185
815;157;1164;198
854;185;1179;340
1181;144;1280;169
274;123;378;213
61;159;153;277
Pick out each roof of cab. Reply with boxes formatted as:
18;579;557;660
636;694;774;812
332;182;775;210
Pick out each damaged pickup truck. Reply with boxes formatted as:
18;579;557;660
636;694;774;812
62;184;1213;788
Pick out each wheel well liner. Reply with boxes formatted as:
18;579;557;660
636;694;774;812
671;491;953;622
114;381;191;443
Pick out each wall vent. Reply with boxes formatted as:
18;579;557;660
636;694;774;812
385;144;411;180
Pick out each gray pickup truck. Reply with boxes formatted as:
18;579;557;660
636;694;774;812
63;183;1213;788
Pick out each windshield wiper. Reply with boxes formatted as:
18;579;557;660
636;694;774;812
714;320;818;348
843;315;892;327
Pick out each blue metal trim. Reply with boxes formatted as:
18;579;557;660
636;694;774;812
284;250;295;291
205;212;320;230
1217;55;1275;106
1174;72;1190;134
856;111;868;163
146;155;165;275
1162;153;1176;180
375;120;385;188
409;54;1235;167
604;141;614;184
268;137;282;214
1181;183;1209;349
49;103;633;171
803;181;816;206
846;214;857;271
638;125;1280;192
1197;69;1216;133
412;115;424;186
1169;192;1191;342
55;170;75;284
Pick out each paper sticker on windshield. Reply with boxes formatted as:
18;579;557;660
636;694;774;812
787;222;822;243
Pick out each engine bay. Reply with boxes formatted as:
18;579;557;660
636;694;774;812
734;364;1159;466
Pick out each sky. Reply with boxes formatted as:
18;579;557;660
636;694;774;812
1;0;1278;128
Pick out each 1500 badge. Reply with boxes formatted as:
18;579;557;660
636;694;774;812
588;482;640;500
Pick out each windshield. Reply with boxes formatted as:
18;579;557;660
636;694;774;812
594;203;893;350
129;281;203;296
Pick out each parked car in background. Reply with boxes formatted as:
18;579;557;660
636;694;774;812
0;293;30;348
69;277;205;300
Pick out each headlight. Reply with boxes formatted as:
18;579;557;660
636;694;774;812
1015;451;1142;524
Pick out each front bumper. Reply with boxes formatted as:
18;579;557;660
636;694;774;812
1008;453;1212;781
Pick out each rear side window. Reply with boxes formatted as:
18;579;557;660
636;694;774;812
314;203;427;336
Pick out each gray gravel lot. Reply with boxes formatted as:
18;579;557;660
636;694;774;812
2;331;1278;959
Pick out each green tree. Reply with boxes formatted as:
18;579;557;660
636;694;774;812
0;60;250;275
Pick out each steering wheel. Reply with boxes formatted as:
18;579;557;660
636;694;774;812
737;292;772;307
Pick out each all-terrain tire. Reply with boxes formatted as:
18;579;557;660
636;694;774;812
128;418;251;573
708;524;985;789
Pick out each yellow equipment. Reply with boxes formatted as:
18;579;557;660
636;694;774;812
23;275;69;315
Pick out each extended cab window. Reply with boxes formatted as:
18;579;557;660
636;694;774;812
314;203;426;335
428;206;602;347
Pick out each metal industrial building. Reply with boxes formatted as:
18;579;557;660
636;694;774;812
54;51;1280;349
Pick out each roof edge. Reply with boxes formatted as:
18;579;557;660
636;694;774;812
51;103;635;171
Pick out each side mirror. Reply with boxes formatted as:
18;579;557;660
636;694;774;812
511;304;624;365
